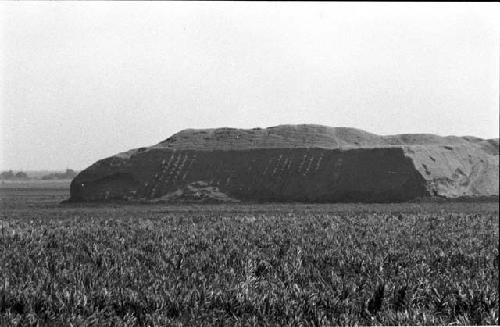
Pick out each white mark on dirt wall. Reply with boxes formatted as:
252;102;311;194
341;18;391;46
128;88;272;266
169;155;182;177
181;157;196;181
304;155;315;175
315;153;324;171
167;153;175;167
276;154;288;175
298;154;308;172
282;158;289;170
173;154;189;181
272;166;278;176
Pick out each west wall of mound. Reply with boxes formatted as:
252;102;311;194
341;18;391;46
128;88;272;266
70;147;429;202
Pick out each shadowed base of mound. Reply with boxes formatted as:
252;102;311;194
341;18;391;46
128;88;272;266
150;181;240;204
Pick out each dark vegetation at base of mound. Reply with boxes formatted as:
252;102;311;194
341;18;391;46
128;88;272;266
1;200;498;326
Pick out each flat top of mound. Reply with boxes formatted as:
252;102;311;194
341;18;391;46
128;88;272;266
148;124;498;153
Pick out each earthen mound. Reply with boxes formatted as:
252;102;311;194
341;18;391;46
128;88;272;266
69;125;499;203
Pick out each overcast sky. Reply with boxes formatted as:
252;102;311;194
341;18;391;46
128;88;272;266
1;2;498;170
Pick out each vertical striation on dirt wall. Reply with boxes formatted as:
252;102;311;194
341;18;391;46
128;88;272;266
69;125;499;202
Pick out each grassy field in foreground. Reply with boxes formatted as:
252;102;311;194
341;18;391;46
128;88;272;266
0;187;498;326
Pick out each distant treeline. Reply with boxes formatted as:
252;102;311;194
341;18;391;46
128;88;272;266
40;169;78;180
0;170;29;180
0;169;78;180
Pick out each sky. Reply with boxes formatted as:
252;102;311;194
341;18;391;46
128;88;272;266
0;2;499;171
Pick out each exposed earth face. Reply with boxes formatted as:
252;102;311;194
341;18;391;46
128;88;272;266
69;125;499;203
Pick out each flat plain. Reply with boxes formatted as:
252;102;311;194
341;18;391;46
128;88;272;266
0;183;498;326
